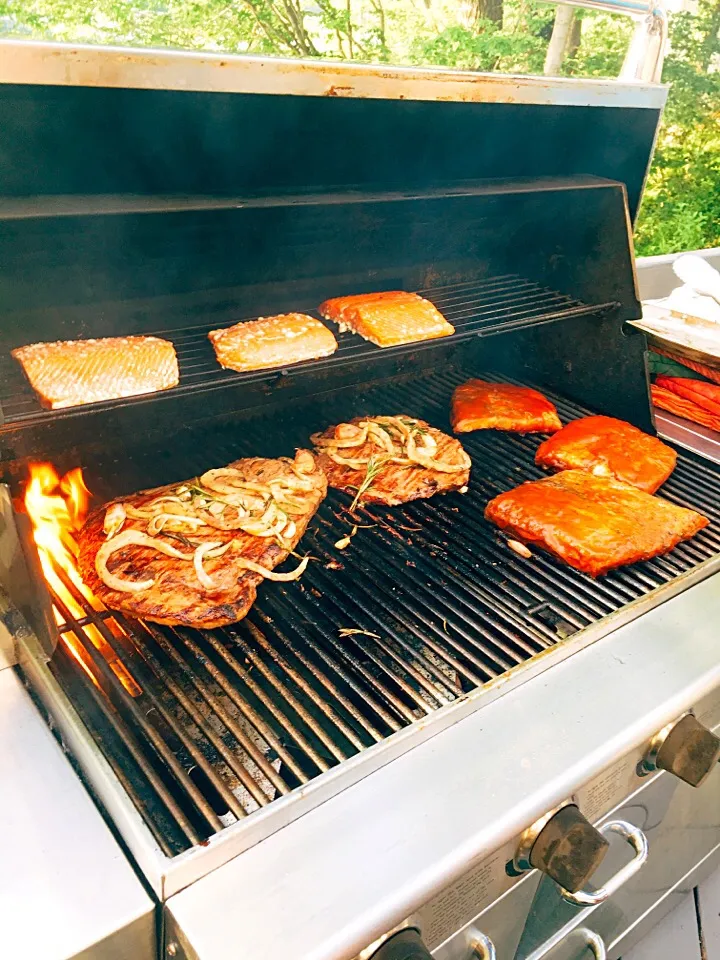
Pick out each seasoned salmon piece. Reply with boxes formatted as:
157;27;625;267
485;470;708;577
312;414;470;507
535;415;676;493
12;336;179;410
451;379;562;434
652;384;720;432
319;291;454;348
208;313;337;373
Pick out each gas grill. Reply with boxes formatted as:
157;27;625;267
2;40;720;960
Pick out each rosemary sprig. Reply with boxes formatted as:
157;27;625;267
348;454;387;514
399;417;428;435
163;531;200;549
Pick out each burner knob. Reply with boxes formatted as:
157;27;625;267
514;804;610;894
643;714;720;787
367;929;433;960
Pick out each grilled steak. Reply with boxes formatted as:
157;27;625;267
485;470;708;576
77;450;327;628
451;379;562;434
208;313;337;373
312;415;471;507
535;415;677;493
319;291;454;347
12;335;178;410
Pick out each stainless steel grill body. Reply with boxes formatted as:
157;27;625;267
5;45;719;960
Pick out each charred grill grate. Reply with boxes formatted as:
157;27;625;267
0;275;615;430
43;370;720;856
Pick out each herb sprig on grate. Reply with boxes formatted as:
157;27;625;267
348;454;388;514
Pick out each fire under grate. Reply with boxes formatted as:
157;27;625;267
41;370;720;856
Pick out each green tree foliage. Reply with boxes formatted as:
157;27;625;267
0;0;718;255
633;1;720;254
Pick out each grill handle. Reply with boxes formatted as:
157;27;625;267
557;819;649;907
524;927;607;960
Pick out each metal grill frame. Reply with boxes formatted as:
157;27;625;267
12;370;720;902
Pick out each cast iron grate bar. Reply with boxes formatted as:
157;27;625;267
0;275;616;431
44;369;719;856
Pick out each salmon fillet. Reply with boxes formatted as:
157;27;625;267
319;291;454;348
535;415;677;493
451;379;562;434
12;336;179;410
208;313;337;373
652;384;720;433
312;415;470;507
77;450;327;628
485;470;708;577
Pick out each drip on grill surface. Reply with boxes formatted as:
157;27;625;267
41;370;720;856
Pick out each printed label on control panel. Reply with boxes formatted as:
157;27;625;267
695;689;720;733
575;752;645;824
415;839;516;950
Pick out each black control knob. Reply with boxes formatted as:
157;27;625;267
528;804;610;894
368;929;432;960
655;714;720;787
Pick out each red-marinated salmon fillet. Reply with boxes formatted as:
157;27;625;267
12;336;179;410
652;384;720;433
319;291;454;347
485;470;708;577
535;415;676;493
208;313;337;373
451;379;562;434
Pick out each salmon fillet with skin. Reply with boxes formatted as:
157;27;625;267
485;470;708;577
451;379;562;434
12;336;179;410
312;415;471;507
208;313;337;373
319;291;454;348
535;415;677;493
77;450;326;628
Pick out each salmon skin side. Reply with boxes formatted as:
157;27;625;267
12;335;179;410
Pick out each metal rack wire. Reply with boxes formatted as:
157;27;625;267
0;276;616;431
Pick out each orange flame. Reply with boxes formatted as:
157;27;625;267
23;463;141;697
24;463;91;618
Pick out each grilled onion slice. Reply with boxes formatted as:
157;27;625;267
96;529;195;593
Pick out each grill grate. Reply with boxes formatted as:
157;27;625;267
43;370;720;857
0;275;614;431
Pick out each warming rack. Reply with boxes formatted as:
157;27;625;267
0;276;615;433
